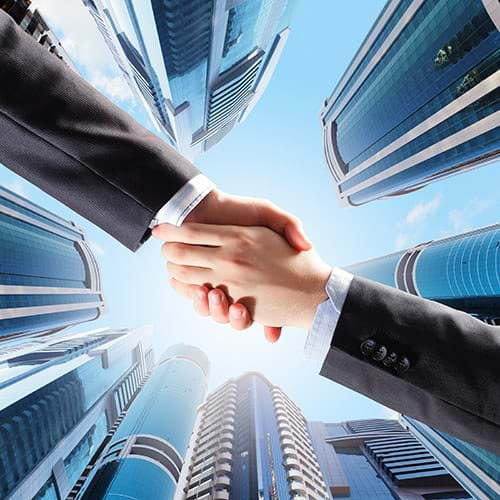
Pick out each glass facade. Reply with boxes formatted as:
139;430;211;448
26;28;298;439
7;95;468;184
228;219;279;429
309;419;470;499
0;186;105;344
403;417;500;500
80;344;209;500
84;0;297;158
322;0;500;206
345;223;500;322
0;327;153;500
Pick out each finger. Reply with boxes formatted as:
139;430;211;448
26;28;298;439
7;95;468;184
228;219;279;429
162;242;218;268
167;262;213;285
208;288;229;324
229;303;253;331
257;202;312;252
152;223;227;246
264;326;282;343
169;277;197;299
193;285;210;316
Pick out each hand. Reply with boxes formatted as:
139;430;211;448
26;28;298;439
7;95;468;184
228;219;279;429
157;223;331;330
153;189;312;340
182;189;312;252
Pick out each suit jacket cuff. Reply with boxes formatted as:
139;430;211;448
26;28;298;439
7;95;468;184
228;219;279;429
151;174;215;227
304;267;353;368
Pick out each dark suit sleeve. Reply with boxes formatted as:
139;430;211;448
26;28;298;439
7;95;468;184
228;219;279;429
0;11;199;251
319;276;500;454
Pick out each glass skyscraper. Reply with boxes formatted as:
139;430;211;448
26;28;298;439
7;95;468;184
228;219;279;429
402;416;500;500
308;419;471;499
321;0;500;207
0;326;154;500
82;0;297;158
344;223;500;323
77;344;210;500
0;186;105;345
180;372;329;500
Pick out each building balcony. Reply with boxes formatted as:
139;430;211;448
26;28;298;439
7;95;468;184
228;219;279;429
281;438;295;448
214;475;231;487
283;447;298;459
284;457;300;468
287;468;303;481
213;491;230;500
216;462;232;474
217;451;232;462
289;480;307;494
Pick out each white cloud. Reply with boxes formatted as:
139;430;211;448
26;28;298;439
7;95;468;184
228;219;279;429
395;194;443;249
89;240;105;257
448;198;496;233
4;178;30;198
405;194;442;225
89;71;136;104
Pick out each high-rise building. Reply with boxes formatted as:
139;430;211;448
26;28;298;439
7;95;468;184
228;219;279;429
321;0;500;207
180;372;329;500
0;326;154;500
1;0;75;66
82;0;297;158
344;223;500;323
401;416;500;500
0;186;106;345
308;419;471;499
77;344;210;500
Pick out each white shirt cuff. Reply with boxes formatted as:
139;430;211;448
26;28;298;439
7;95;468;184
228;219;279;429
150;174;215;227
304;267;353;369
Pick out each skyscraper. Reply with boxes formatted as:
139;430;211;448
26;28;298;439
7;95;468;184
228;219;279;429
83;0;297;158
0;326;154;500
344;223;500;323
401;416;500;500
321;0;500;207
180;372;329;500
0;186;106;345
308;419;471;499
77;344;210;500
1;0;74;66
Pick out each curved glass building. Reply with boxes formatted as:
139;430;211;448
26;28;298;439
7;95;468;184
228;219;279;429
79;344;210;500
0;326;154;500
321;0;500;207
345;223;500;323
0;186;105;345
83;0;297;158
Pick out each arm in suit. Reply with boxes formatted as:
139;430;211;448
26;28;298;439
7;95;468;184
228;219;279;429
320;275;500;454
0;10;198;251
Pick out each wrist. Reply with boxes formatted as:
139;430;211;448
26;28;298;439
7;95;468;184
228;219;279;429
185;188;221;223
297;263;332;330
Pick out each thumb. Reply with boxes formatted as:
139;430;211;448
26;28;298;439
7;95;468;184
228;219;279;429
258;201;312;252
264;326;282;343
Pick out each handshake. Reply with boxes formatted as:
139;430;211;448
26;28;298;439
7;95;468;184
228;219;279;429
153;189;332;342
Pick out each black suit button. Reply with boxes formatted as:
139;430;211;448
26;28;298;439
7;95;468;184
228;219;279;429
394;356;410;374
382;352;398;367
360;339;377;356
372;345;388;362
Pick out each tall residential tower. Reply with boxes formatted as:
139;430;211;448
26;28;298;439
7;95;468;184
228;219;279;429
321;0;500;206
83;0;297;158
344;223;500;323
180;372;329;500
0;186;105;345
0;326;154;500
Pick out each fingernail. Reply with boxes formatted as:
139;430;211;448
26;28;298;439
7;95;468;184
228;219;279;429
230;307;243;319
152;226;159;237
196;290;206;301
210;292;222;305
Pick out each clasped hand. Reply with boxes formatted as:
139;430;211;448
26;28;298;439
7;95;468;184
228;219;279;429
153;190;331;342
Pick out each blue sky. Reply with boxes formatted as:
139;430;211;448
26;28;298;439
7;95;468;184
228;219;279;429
2;0;499;423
